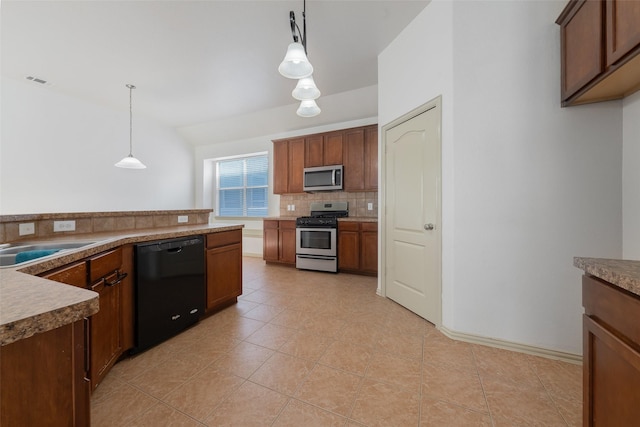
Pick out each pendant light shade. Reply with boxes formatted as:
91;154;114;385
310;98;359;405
292;76;320;100
115;154;146;169
278;42;313;79
296;99;321;117
115;84;146;169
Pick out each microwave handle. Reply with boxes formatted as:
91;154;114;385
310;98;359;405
332;169;336;186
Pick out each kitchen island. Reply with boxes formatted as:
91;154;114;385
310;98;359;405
0;222;243;426
574;257;640;426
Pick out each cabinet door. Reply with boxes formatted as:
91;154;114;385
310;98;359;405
263;221;280;262
120;245;135;352
1;320;89;427
361;223;378;274
338;222;360;271
279;221;297;264
273;140;289;194
89;272;122;391
206;243;242;309
343;128;366;191
305;135;324;167
584;314;640;426
559;0;605;100
364;126;378;191
288;138;305;193
606;0;640;66
324;132;344;165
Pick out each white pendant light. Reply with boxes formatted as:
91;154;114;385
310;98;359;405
278;42;313;79
297;99;321;117
278;1;321;117
115;84;146;169
292;76;320;100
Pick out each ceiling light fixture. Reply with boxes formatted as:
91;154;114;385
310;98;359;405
115;84;146;169
278;0;321;117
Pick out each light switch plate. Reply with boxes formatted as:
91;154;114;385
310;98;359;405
19;222;35;236
178;215;188;223
368;203;373;211
53;220;76;232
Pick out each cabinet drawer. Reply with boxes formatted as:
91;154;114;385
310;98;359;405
583;274;640;350
280;220;296;230
207;230;242;249
264;220;279;230
88;248;122;283
361;222;377;232
42;261;87;289
339;222;360;232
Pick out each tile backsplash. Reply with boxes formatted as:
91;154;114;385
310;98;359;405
280;192;378;218
0;209;212;243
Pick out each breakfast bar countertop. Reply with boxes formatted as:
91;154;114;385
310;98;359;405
0;223;243;346
574;257;640;297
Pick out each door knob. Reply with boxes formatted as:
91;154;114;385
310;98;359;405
424;223;435;230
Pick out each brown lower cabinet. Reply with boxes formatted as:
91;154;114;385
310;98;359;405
87;248;126;391
338;221;378;275
1;320;89;426
41;248;127;392
206;230;243;311
582;274;640;426
263;219;296;266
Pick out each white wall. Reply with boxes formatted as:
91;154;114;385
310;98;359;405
623;91;640;259
0;77;195;214
379;0;623;355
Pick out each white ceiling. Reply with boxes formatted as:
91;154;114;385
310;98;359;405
1;1;429;129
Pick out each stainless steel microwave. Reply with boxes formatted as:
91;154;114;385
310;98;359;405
303;165;343;192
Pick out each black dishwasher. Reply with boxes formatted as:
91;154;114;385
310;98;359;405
132;235;205;354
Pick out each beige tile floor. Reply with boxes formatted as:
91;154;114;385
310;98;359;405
91;257;582;426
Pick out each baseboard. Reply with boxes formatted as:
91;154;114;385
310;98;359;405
242;252;262;258
438;325;583;365
242;229;263;238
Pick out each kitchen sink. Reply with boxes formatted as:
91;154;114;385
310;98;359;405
0;241;97;267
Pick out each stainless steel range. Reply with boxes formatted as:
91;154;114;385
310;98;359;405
296;201;348;273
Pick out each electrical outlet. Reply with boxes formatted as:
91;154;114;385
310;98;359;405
19;222;35;236
368;203;373;211
291;205;295;211
177;215;188;223
53;220;76;232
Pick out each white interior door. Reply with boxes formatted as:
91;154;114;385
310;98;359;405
383;98;442;325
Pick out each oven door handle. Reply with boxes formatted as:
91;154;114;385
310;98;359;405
297;254;336;260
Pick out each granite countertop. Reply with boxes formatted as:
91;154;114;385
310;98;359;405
338;217;378;223
574;257;640;297
0;223;243;346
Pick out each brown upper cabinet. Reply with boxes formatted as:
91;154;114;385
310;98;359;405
305;131;344;167
557;0;640;106
343;125;378;192
273;124;378;195
273;138;305;194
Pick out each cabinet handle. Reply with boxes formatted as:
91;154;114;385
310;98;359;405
105;271;127;287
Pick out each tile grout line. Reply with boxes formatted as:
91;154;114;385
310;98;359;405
469;345;497;427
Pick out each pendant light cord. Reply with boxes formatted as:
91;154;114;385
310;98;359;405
127;84;135;156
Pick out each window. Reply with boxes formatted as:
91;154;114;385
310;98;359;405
216;153;268;217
